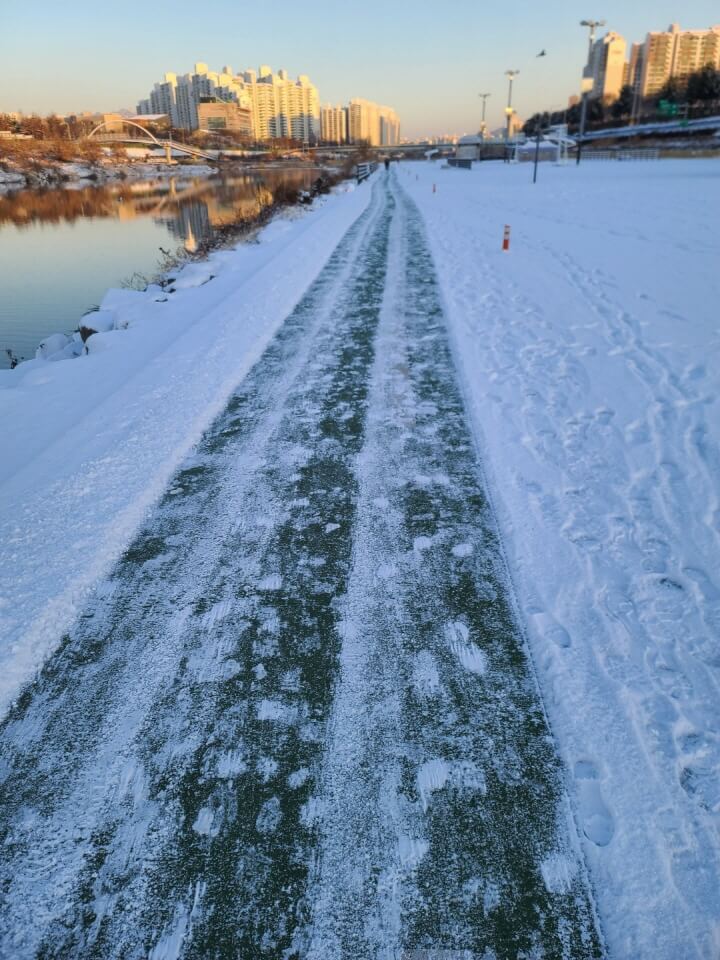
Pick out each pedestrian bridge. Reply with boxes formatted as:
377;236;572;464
86;119;217;163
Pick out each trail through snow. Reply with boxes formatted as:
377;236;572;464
0;172;602;958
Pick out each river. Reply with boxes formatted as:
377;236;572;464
0;168;319;369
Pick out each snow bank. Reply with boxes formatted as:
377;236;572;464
0;179;371;717
402;159;720;958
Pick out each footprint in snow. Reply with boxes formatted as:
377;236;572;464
574;760;614;847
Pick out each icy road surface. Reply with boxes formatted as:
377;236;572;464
0;173;602;958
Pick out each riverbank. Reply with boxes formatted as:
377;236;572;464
0;175;373;716
0;156;215;192
1;167;343;368
0;137;348;193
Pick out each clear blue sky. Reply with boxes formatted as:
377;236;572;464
1;0;718;136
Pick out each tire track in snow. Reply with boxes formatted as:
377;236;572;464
302;173;603;958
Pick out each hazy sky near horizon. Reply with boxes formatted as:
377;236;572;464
2;0;719;136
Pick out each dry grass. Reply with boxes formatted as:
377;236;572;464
0;138;105;170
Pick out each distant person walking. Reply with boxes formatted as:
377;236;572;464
384;158;390;171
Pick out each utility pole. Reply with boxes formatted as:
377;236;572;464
505;71;520;143
577;18;606;164
478;93;491;137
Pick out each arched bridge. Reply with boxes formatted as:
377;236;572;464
86;119;218;163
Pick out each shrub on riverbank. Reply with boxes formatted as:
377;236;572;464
0;138;107;169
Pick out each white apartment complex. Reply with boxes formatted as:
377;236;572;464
137;63;320;141
239;66;319;141
347;99;400;146
586;32;627;101
320;104;348;143
636;23;720;97
583;24;720;103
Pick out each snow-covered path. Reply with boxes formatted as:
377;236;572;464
0;172;602;958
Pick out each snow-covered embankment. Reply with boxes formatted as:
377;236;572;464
0;180;372;716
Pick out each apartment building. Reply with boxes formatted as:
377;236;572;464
320;104;348;143
196;98;253;137
347;98;400;146
637;24;720;97
240;66;320;142
137;63;320;141
587;31;627;101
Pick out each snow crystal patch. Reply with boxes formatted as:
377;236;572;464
483;882;500;915
451;542;474;559
540;852;577;895
252;662;267;680
260;611;281;634
256;796;281;834
398;833;429;868
257;699;297;724
300;796;323;827
257;756;279;783
445;620;488;675
192;807;215;836
417;758;450;811
258;574;282;591
217;750;246;779
200;599;233;629
148;906;189;960
372;496;390;510
413;535;433;553
221;658;241;680
324;522;340;533
288;767;311;789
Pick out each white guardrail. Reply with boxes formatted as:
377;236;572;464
583;148;661;161
356;162;378;183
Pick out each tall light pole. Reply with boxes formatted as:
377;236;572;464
478;93;491;137
577;18;606;164
505;71;519;142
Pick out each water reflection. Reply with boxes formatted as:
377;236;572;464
0;170;317;367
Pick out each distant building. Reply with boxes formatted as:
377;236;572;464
490;114;523;140
586;31;627;101
321;104;348;143
137;63;319;141
636;23;720;97
347;98;400;146
197;97;253;137
575;22;720;109
240;66;320;142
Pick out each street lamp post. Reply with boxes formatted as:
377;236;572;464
505;71;519;143
577;18;606;164
478;93;491;137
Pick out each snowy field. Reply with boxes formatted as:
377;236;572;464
0;159;718;958
403;157;720;957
